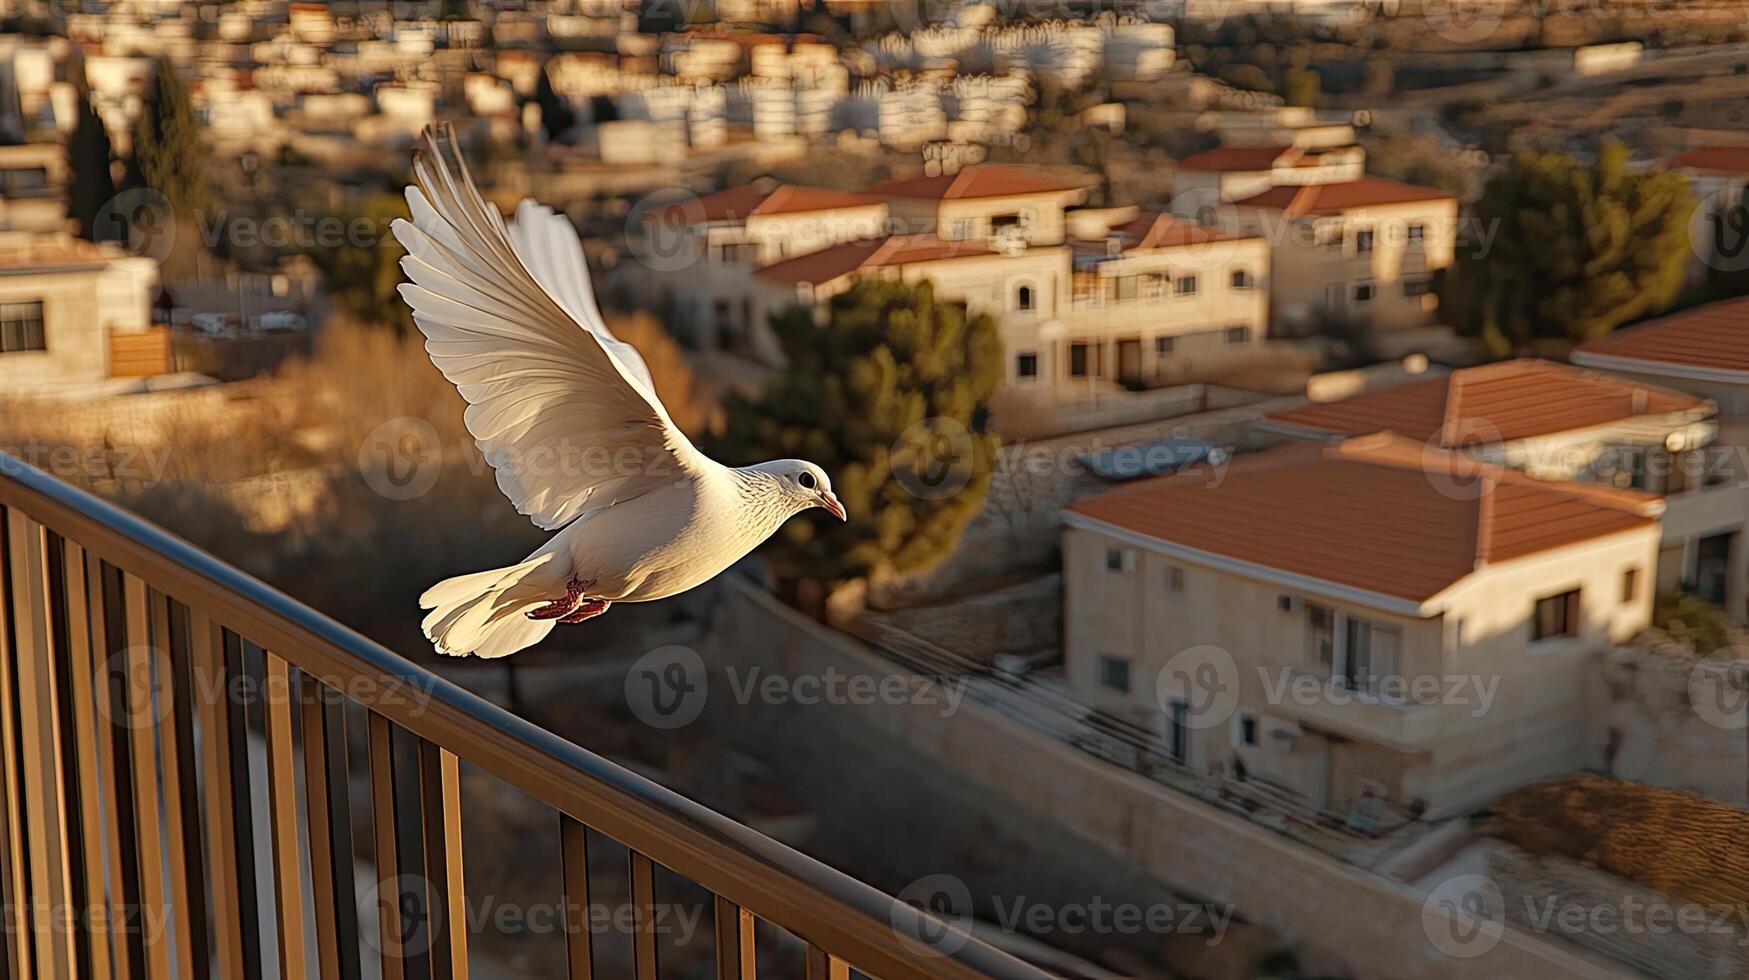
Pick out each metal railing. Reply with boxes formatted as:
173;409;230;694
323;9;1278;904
0;454;1054;980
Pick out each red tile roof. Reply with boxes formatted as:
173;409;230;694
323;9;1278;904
1669;146;1749;175
1573;296;1749;378
1177;145;1297;173
752;234;995;285
1110;211;1258;250
1066;433;1659;605
1230;178;1453;216
669;184;884;223
868;165;1084;200
1266;360;1707;446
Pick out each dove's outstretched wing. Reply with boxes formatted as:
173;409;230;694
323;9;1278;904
392;125;703;531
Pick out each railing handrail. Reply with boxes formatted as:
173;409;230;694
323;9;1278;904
0;454;1055;980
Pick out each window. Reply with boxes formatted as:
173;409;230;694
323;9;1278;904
1014;284;1035;312
0;302;44;354
1104;547;1131;572
1307;603;1335;671
1403;277;1432;298
1230;269;1254;289
1140;273;1167;299
1407;223;1426;243
1165;565;1184;593
1223;326;1248;345
1622;567;1640;604
1115;276;1139;301
1175;275;1198;295
1070;342;1090;377
950;218;974;240
1233;712;1258;748
1353;282;1376;303
1015;352;1038;379
1342;618;1400;694
720;243;758;263
1533;590;1580;642
1165;699;1190;763
1154;336;1174;357
1098;655;1131;693
1355;229;1375;253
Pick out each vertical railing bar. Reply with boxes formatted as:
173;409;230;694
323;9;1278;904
628;852;659;980
60;542;113;980
559;816;593;980
301;674;362;980
418;740;468;980
222;635;263;979
188;612;253;980
9;512;78;979
262;652;308;980
0;508;33;980
365;712;405;980
804;946;850;980
713;895;756;980
157;599;205;980
121;573;171;979
89;557;138;980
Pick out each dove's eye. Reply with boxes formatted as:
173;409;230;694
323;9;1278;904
798;472;817;490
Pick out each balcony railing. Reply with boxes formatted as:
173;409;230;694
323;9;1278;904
1269;671;1442;753
0;455;1054;980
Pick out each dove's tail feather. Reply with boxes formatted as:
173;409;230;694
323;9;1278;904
420;553;563;659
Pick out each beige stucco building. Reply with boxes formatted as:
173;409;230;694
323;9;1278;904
635;166;1272;392
1265;358;1745;619
0;232;160;388
1062;433;1663;820
1573;297;1749;619
1219;178;1457;336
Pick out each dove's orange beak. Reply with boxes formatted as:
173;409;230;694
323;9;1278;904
817;491;846;521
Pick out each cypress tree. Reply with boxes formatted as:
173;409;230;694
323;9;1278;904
130;58;206;219
67;85;117;241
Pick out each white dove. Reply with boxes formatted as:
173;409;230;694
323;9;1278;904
392;125;844;659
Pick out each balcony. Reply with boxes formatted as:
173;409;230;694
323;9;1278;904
0;455;1050;980
1269;671;1443;752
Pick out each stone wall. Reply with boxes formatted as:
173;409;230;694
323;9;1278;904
1589;637;1749;806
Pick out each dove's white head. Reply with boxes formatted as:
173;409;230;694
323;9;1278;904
749;459;846;522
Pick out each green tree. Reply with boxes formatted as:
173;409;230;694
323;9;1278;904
305;193;413;332
1443;142;1693;353
131;58;206;219
714;278;1001;588
67;86;116;241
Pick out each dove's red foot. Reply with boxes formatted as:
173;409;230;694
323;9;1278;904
527;578;588;620
559;598;610;623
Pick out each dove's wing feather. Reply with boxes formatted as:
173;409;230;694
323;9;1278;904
392;127;705;531
505;199;659;395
